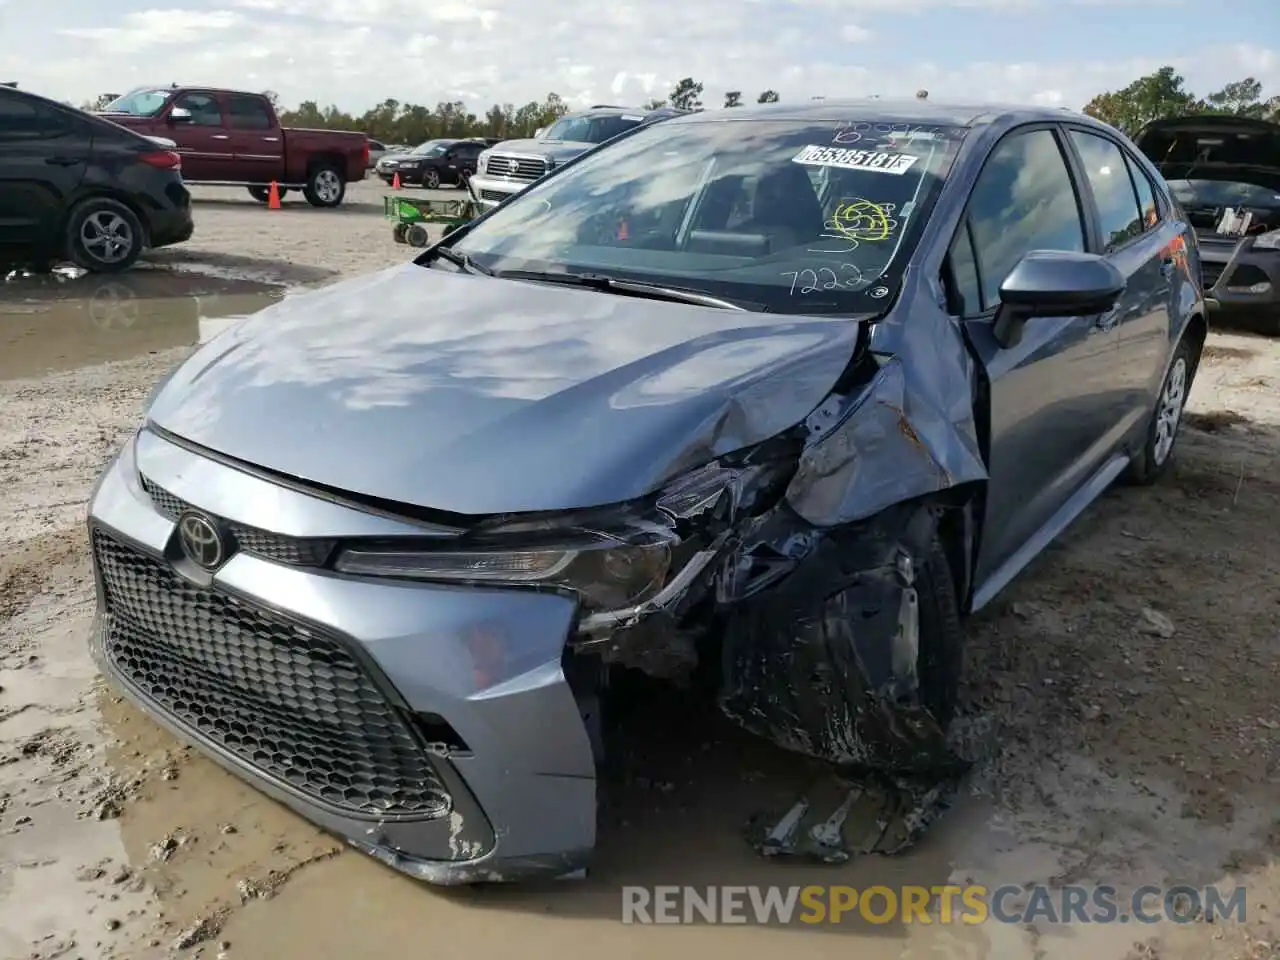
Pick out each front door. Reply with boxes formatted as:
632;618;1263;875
1063;127;1176;442
162;91;234;181
0;90;90;254
222;93;283;184
947;126;1122;599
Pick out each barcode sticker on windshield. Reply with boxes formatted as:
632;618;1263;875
792;145;920;175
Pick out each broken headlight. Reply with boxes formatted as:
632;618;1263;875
331;459;789;617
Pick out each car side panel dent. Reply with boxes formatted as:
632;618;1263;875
784;309;988;527
713;300;985;774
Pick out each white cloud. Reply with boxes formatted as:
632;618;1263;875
8;0;1274;117
59;9;244;55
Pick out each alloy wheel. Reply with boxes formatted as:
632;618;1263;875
80;211;134;265
1152;356;1187;466
314;170;341;203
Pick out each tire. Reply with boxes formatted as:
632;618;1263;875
404;224;429;247
392;223;409;244
1124;335;1198;485
64;197;145;274
247;185;287;203
422;168;441;190
721;513;963;772
303;165;345;207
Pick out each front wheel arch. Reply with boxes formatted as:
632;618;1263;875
718;497;967;773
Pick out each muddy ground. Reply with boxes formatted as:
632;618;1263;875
1;179;1277;960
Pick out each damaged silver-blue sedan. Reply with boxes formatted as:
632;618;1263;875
86;99;1206;883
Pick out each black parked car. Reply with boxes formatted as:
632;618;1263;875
376;138;487;189
0;85;193;273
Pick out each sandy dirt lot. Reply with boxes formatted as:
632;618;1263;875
1;178;1277;960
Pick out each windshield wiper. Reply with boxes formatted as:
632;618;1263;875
495;270;752;310
424;245;493;276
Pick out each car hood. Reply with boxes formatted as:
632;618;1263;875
1134;114;1280;187
147;264;862;516
488;138;591;163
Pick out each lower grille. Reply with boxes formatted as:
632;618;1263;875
92;529;450;819
479;189;511;202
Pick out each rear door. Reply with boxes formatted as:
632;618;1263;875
450;142;484;181
164;91;233;180
222;93;283;184
946;125;1122;601
1063;127;1177;439
0;90;91;254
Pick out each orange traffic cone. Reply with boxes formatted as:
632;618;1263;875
392;172;401;190
267;180;281;210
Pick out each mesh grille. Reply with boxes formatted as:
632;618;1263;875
140;475;335;567
93;529;451;819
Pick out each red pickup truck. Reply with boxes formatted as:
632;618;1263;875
97;86;368;207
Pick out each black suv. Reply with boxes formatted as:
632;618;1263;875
375;138;488;189
0;85;193;272
469;105;687;208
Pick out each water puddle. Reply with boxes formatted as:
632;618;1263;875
0;267;283;382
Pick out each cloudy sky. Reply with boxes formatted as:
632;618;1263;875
2;0;1277;114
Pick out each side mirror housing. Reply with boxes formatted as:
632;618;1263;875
168;106;192;124
992;250;1126;349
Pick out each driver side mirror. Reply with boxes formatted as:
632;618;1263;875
168;107;192;124
992;250;1126;349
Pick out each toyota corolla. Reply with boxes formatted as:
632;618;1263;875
87;100;1205;883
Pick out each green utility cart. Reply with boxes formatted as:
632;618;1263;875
384;195;480;246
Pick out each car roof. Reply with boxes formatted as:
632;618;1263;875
560;106;656;119
666;98;1084;129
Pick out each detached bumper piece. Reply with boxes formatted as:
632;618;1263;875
91;529;452;820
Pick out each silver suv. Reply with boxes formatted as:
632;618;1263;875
469;105;684;209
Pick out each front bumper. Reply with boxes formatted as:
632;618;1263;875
468;173;530;209
1201;237;1280;315
87;428;597;883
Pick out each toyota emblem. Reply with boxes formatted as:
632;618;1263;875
178;511;226;570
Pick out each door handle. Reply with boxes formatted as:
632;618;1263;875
44;156;82;166
262;136;279;142
210;134;229;140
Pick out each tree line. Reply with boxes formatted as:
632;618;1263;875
78;69;1273;146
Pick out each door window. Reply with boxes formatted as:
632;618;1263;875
1123;151;1161;231
226;95;272;130
174;93;222;127
966;128;1087;310
1069;130;1144;250
0;93;70;140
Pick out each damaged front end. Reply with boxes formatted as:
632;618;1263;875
549;315;991;862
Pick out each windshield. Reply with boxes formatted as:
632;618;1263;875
411;141;450;156
102;88;171;116
541;115;643;144
449;117;965;314
1168;178;1280;210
